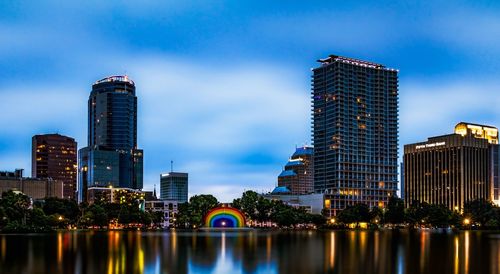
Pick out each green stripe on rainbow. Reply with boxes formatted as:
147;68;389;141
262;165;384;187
204;207;246;228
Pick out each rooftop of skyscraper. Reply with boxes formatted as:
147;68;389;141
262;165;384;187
93;75;135;86
291;146;313;158
317;54;398;71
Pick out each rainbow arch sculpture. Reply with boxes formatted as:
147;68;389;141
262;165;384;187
204;207;246;228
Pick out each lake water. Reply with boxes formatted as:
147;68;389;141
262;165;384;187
0;229;499;274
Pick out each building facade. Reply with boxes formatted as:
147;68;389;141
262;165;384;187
86;187;145;205
78;76;143;202
263;188;324;214
0;169;63;199
403;122;499;211
160;172;188;203
144;200;178;228
32;134;77;199
278;146;314;195
312;55;399;216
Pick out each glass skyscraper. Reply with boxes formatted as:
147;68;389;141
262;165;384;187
312;55;399;217
78;76;143;202
160;172;188;203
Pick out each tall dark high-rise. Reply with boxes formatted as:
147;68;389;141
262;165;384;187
78;76;143;202
32;134;77;199
312;55;399;217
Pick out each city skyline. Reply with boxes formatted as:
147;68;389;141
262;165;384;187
2;1;500;202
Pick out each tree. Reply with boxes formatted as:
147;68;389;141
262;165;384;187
233;191;259;221
176;195;219;227
175;202;191;228
150;211;165;228
270;201;301;227
1;191;31;226
427;204;451;228
255;197;273;223
385;197;405;225
405;201;430;227
337;204;370;225
29;208;49;229
370;206;384;224
86;204;108;228
308;214;327;227
463;199;495;227
43;198;79;224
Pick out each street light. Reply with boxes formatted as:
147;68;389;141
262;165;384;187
463;218;470;225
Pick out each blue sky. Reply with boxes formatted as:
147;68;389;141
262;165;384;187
1;1;500;202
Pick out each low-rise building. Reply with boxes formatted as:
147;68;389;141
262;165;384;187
263;187;324;214
0;169;63;199
144;200;179;228
86;187;145;205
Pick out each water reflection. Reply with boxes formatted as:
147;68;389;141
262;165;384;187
0;230;499;273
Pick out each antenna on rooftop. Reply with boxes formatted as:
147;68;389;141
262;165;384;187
170;160;173;173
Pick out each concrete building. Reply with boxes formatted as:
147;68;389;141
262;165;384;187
0;169;63;199
144;200;178;228
278;146;314;195
311;55;399;217
263;187;324;214
160;172;188;203
403;122;499;210
32;134;77;199
79;76;144;202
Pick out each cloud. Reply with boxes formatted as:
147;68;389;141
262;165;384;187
0;53;310;202
127;55;310;201
400;80;500;146
428;9;500;52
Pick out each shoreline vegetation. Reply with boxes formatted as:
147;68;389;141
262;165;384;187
1;190;499;233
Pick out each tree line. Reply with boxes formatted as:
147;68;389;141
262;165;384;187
175;191;326;228
3;188;499;232
0;190;163;232
335;196;500;229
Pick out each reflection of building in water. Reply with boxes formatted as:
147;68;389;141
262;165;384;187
262;190;324;214
188;234;218;271
403;122;500;210
144;200;178;228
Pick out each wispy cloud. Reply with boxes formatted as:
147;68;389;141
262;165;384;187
0;53;309;202
400;80;500;146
